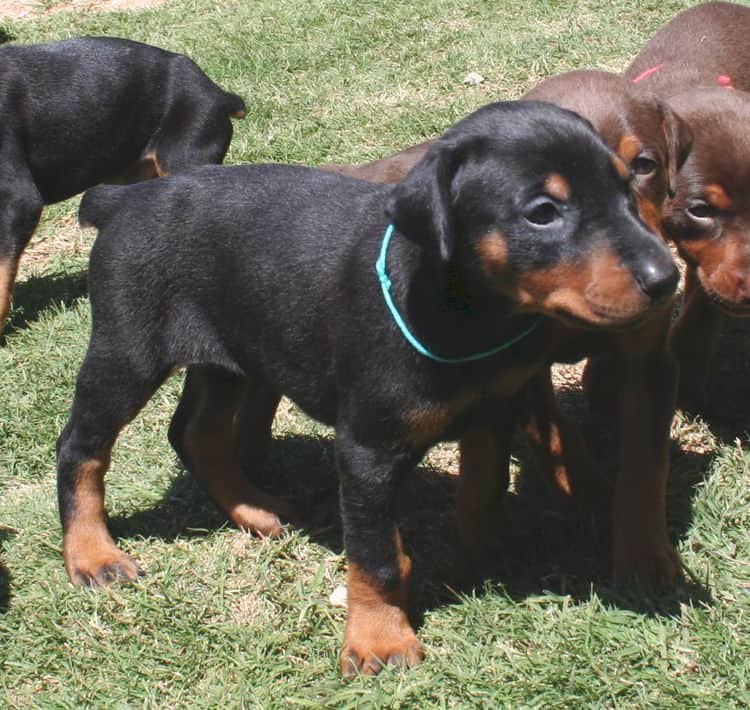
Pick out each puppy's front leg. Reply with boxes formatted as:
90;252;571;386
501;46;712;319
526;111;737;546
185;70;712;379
335;428;424;677
456;416;513;559
0;170;43;330
612;309;682;588
669;266;722;413
518;370;602;506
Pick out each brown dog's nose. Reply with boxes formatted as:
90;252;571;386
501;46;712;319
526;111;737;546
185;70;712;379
635;258;679;304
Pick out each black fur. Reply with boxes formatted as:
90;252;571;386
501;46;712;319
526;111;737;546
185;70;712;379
59;100;678;669
0;36;245;317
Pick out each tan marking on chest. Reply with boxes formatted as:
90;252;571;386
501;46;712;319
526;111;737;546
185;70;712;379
490;361;545;397
476;231;509;277
403;392;478;449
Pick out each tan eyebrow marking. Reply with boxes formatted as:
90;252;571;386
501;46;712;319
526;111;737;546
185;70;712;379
544;172;571;201
704;183;733;211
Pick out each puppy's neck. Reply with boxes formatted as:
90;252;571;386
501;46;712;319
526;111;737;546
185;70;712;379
384;228;539;362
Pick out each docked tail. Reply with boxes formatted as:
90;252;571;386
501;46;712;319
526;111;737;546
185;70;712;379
224;91;247;119
79;185;127;229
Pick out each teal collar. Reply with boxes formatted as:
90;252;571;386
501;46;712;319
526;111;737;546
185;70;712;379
375;224;538;364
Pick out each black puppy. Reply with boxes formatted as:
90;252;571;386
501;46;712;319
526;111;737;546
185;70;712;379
0;36;246;329
57;101;677;676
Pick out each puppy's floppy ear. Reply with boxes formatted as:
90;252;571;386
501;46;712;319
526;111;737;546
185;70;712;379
659;101;692;198
387;141;459;263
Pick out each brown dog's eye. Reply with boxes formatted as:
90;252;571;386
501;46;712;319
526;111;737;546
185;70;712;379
524;199;561;226
686;201;718;221
632;156;658;175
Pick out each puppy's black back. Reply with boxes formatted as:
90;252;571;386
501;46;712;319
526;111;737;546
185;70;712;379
1;37;243;202
83;165;385;420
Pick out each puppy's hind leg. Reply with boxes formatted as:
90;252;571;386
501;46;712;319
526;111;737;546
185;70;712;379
0;179;43;331
57;347;168;587
170;365;291;537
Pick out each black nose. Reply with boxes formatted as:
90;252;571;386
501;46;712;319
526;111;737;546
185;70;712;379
635;258;679;303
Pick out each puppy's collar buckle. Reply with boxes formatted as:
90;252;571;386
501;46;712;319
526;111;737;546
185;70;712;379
375;224;538;364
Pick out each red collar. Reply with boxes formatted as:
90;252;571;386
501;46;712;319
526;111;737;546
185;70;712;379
631;63;665;84
631;63;734;89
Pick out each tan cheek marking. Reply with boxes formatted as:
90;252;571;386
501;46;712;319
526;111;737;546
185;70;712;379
475;231;509;277
617;133;642;163
679;233;750;303
704;183;733;211
544;172;571;201
636;195;663;235
403;392;477;448
515;251;648;323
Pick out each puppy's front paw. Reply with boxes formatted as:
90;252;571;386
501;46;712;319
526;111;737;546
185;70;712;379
66;546;143;588
613;539;682;589
341;607;424;677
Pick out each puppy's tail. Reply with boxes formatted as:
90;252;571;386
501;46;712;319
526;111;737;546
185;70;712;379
79;185;125;229
223;91;247;119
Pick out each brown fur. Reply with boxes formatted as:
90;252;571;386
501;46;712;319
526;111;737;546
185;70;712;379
625;3;750;409
341;532;423;676
512;250;651;327
181;373;291;536
63;452;142;586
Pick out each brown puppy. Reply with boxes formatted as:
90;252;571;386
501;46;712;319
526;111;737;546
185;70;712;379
327;70;692;587
625;1;750;410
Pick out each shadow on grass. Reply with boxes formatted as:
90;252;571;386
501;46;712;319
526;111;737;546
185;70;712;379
0;526;16;613
109;435;341;550
108;421;715;624
2;270;88;342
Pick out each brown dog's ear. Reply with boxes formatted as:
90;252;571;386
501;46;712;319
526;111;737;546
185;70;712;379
387;141;458;263
660;101;692;198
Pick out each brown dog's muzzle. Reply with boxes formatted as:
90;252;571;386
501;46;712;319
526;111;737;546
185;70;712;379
680;231;750;314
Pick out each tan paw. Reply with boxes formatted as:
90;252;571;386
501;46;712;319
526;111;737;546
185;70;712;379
232;501;295;538
340;628;424;677
66;546;143;588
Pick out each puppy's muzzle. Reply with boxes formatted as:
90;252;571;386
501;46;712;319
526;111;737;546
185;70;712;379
627;234;679;306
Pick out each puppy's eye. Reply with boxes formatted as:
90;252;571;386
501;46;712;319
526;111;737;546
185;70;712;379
632;156;658;176
524;199;561;226
686;201;718;221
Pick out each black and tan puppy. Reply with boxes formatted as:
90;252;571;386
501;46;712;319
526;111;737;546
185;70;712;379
329;70;692;587
625;1;750;410
0;36;246;330
57;102;677;675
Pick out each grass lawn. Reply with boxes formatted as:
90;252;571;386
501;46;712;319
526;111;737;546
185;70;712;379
1;0;750;706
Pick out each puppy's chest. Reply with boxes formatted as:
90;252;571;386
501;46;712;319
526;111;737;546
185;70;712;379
402;361;542;450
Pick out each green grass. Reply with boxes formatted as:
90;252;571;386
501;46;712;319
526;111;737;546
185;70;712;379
1;0;750;706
